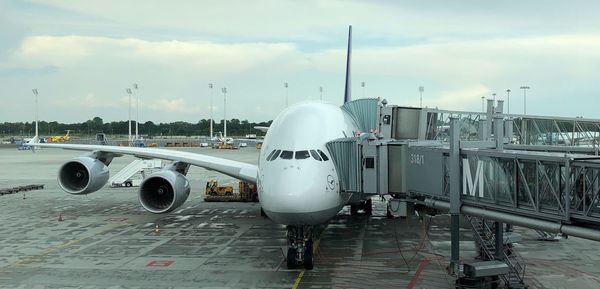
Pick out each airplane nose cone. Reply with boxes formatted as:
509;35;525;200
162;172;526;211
259;164;342;225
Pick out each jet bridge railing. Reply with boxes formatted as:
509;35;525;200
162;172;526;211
400;143;600;225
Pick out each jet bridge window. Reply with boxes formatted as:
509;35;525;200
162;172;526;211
317;149;329;161
280;150;293;159
295;150;310;160
267;149;281;161
310;150;322;161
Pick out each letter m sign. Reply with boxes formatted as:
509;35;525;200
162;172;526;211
462;159;484;197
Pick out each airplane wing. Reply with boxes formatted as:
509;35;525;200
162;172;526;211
26;142;258;183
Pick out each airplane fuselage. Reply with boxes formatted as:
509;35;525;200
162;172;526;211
258;102;359;225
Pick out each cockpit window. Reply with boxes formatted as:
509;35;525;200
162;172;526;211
310;150;322;161
280;150;293;159
295;150;310;159
317;149;329;161
266;150;277;161
267;149;281;161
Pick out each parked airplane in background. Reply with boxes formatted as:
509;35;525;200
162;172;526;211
47;130;71;142
211;131;234;144
27;26;368;270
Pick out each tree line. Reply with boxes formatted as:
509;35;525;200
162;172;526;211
0;117;272;138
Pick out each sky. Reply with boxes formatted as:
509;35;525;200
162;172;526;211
1;0;600;123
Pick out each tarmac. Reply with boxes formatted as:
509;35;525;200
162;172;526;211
1;147;600;288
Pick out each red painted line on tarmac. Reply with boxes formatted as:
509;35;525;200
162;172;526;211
407;258;430;289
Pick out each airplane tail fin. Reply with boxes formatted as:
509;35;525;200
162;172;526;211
27;135;40;153
343;25;352;104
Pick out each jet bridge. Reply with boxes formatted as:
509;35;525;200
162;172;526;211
327;99;600;288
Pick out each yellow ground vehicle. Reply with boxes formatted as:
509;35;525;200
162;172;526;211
205;180;233;196
204;180;258;202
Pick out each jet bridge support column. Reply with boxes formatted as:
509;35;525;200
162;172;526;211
449;117;462;277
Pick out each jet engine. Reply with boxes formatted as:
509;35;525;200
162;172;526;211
58;156;110;195
139;169;190;214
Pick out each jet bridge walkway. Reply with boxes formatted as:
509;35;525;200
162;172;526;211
326;98;600;288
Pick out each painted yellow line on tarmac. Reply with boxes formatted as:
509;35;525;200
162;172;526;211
292;270;305;289
291;237;322;289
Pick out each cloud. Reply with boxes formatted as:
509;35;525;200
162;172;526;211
11;36;298;73
149;98;196;113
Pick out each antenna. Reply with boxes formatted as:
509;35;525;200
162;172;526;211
343;25;352;103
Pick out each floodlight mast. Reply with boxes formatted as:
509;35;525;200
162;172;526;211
520;86;530;114
222;87;227;139
481;96;485;112
419;86;424;108
506;89;511;114
361;81;366;98
133;83;139;140
32;89;39;138
284;82;288;108
209;83;214;139
319;86;323;102
126;88;132;145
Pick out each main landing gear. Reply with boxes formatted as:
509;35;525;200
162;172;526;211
286;225;314;270
350;198;372;216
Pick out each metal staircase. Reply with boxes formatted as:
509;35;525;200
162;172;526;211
109;159;163;187
467;216;527;289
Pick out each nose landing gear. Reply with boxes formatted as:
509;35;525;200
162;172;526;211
286;225;314;270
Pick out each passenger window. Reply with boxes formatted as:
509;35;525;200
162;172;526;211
295;150;310;159
280;150;293;159
271;150;282;160
317;149;329;161
310;150;322;161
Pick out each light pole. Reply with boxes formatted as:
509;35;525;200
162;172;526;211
126;88;132;144
492;93;496;104
222;87;227;139
209;83;214;139
284;82;288;108
481;96;485;112
319;86;323;102
506;89;511;114
361;81;366;98
133;83;139;140
31;89;39;137
419;86;424;108
520;86;530;114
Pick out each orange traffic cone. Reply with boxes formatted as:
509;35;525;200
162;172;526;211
154;223;160;234
58;212;64;222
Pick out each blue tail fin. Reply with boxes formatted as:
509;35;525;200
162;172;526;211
344;25;352;104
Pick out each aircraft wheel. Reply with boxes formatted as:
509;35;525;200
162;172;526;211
364;199;373;216
350;204;358;216
287;248;298;269
304;240;314;270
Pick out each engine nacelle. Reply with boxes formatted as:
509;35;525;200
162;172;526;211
58;156;110;195
139;170;190;214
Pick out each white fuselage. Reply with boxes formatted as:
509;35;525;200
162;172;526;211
258;102;359;225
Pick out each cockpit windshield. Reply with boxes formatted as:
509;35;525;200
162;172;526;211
267;149;329;161
280;150;293;159
295;150;310;159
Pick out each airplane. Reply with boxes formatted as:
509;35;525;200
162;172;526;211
27;25;368;270
210;131;234;144
48;130;72;142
